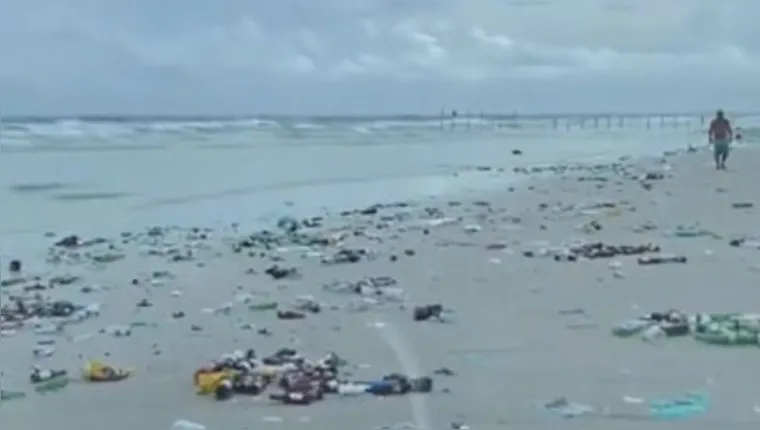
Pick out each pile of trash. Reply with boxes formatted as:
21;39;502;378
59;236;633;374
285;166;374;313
612;310;760;346
193;348;433;405
1;360;131;402
232;217;335;252
0;297;99;331
322;276;405;309
523;241;660;261
568;242;660;260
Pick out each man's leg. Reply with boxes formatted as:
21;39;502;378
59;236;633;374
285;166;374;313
713;143;722;170
720;143;730;169
713;141;728;169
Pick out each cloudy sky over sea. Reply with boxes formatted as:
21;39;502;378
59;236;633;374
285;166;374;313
2;0;758;115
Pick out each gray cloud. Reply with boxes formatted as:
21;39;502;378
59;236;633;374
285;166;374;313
1;0;758;115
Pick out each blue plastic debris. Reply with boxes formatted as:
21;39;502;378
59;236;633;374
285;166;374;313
649;392;708;420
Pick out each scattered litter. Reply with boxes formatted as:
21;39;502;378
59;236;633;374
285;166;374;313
0;152;754;426
524;241;660;262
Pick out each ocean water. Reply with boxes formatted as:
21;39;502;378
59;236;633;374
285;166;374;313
1;113;757;259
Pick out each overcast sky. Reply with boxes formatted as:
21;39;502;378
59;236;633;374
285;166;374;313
1;0;759;115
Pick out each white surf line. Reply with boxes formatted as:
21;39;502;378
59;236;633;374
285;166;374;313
369;321;433;430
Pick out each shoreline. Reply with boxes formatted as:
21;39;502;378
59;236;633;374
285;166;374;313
3;141;760;429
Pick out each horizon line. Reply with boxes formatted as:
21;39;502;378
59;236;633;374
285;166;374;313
2;110;759;122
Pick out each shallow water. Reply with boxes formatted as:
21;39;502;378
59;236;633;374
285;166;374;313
1;116;706;238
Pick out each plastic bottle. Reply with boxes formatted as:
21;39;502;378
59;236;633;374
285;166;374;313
649;393;708;420
30;368;67;384
337;382;370;396
732;314;760;331
345;298;372;312
248;301;278;311
322;282;354;295
34;324;63;336
641;325;665;341
612;318;653;337
34;375;69;393
66;304;100;324
30;368;53;383
66;310;88;324
33;347;55;358
103;325;131;337
0;389;27;401
638;256;687;265
438;308;456;323
171;420;206;430
365;380;397;395
378;287;405;302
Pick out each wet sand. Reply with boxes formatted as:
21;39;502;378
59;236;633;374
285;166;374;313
2;145;760;430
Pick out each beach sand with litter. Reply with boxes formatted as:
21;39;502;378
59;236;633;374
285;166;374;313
2;145;760;430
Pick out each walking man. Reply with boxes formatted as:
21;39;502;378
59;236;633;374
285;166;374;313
708;110;733;170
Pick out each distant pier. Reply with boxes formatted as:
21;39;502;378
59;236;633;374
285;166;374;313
435;109;756;132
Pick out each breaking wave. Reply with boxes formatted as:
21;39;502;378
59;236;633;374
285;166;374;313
3;113;757;151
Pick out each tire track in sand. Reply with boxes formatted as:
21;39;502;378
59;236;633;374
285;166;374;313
369;321;433;430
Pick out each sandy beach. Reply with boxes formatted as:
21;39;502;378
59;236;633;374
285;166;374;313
2;119;760;430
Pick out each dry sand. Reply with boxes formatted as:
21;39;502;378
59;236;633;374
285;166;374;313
2;145;760;430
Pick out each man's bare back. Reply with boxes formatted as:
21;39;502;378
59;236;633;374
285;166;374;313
710;117;731;141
